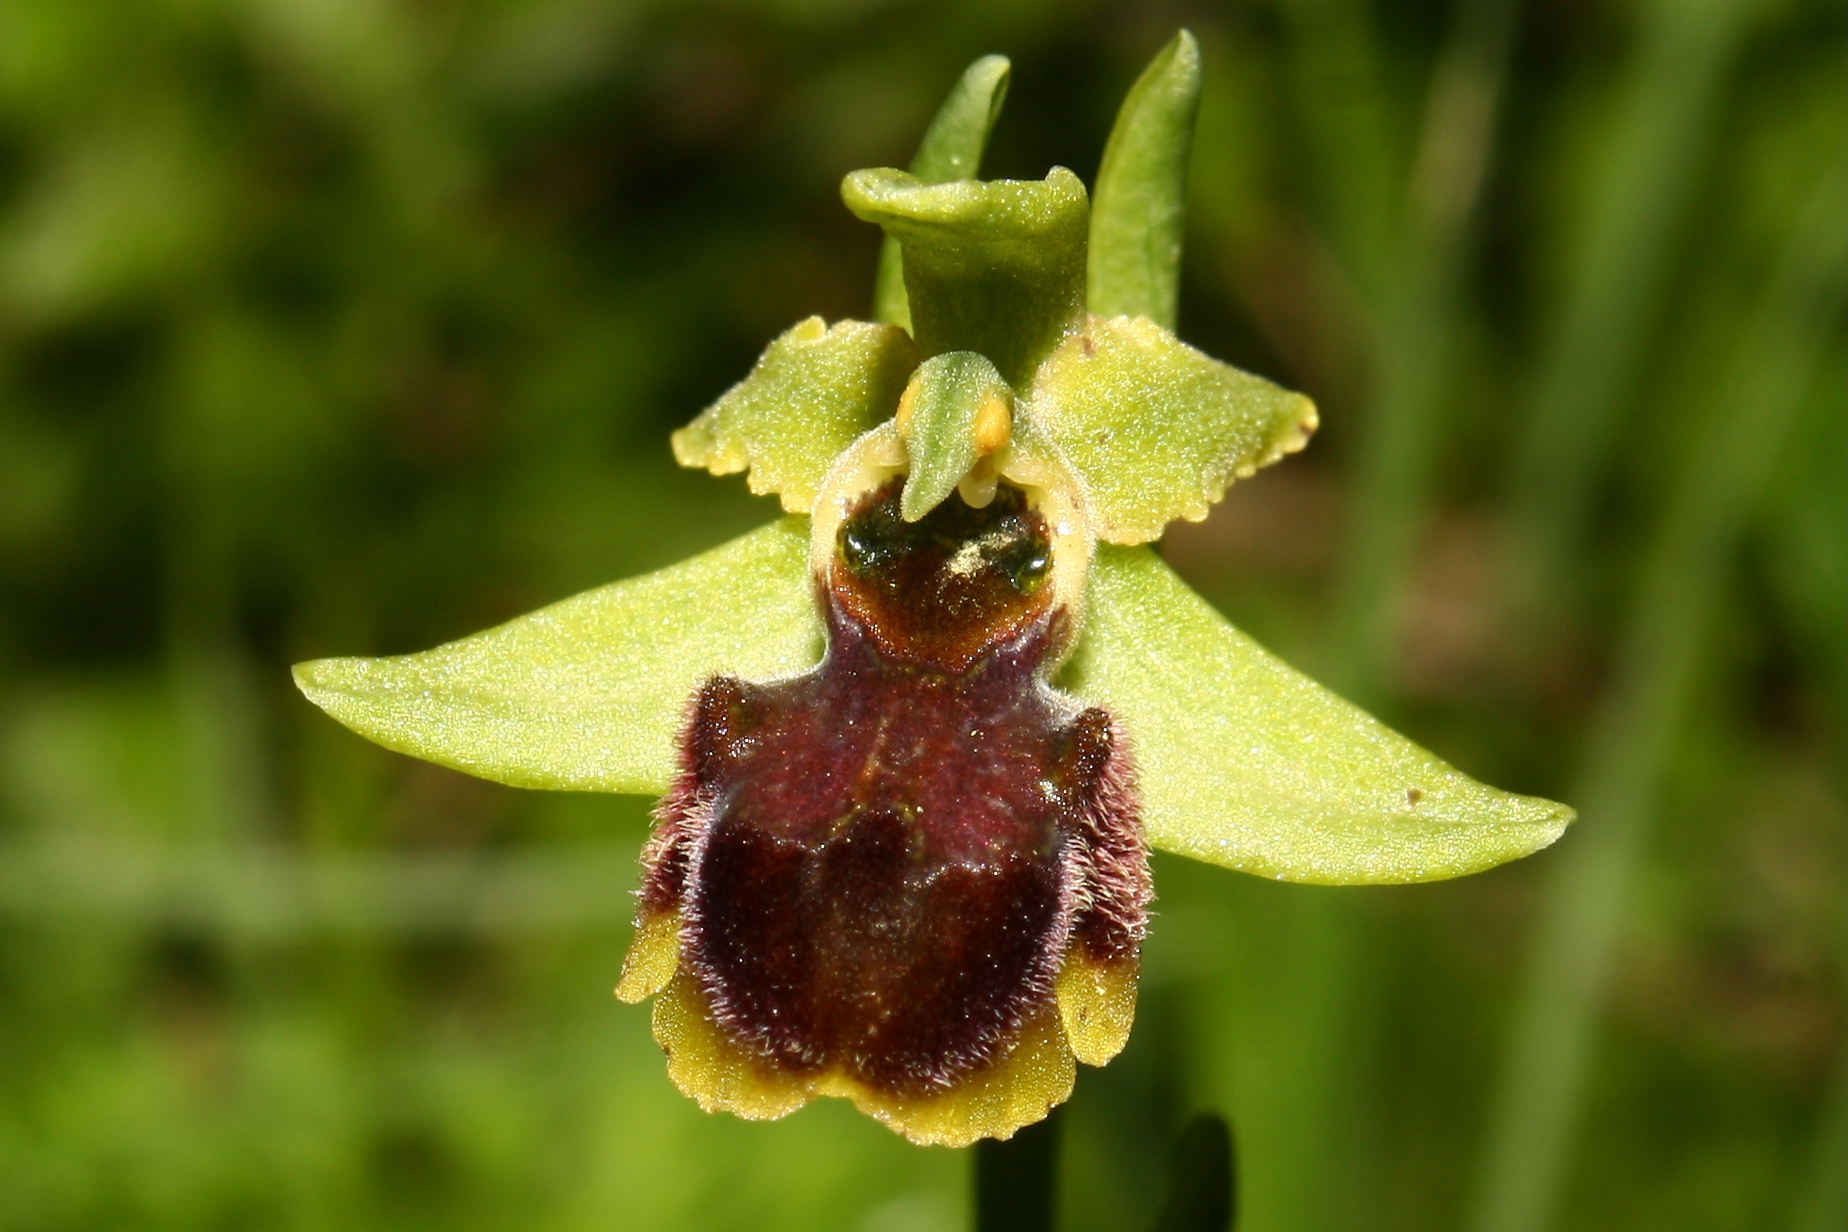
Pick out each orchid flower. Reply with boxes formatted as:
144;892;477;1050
293;34;1572;1148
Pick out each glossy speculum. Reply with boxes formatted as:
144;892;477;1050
834;481;1054;669
638;480;1149;1099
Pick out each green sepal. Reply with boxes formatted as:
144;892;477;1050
293;519;820;796
898;351;1012;522
875;55;1013;332
1027;315;1317;545
843;167;1088;389
1089;29;1202;329
1060;546;1573;884
673;317;919;512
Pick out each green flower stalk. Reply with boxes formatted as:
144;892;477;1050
293;32;1572;1148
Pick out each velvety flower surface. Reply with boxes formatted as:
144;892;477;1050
293;34;1573;1147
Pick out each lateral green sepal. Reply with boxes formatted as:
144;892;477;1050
1060;546;1573;884
1026;315;1317;544
672;317;920;513
293;519;820;796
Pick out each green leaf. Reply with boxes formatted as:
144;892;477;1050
897;350;1012;522
1089;29;1203;329
1061;546;1573;884
843;167;1088;389
672;317;919;512
1026;315;1317;545
875;54;1012;332
293;519;820;796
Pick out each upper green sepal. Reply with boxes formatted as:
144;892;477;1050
293;519;820;795
1061;546;1572;883
842;167;1088;388
1088;29;1202;329
673;317;919;512
1026;315;1317;545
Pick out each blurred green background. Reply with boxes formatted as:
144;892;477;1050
1;1;1842;1229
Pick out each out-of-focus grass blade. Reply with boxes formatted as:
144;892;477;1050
1466;163;1848;1232
874;55;1011;331
1792;1047;1848;1232
1088;29;1202;330
1225;5;1402;1229
1273;0;1402;298
1760;385;1848;733
1497;0;1753;625
0;837;646;933
1150;1114;1236;1232
1324;0;1519;698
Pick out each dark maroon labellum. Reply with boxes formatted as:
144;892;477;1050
629;479;1149;1132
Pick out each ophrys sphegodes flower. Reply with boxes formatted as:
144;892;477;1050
293;33;1573;1147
